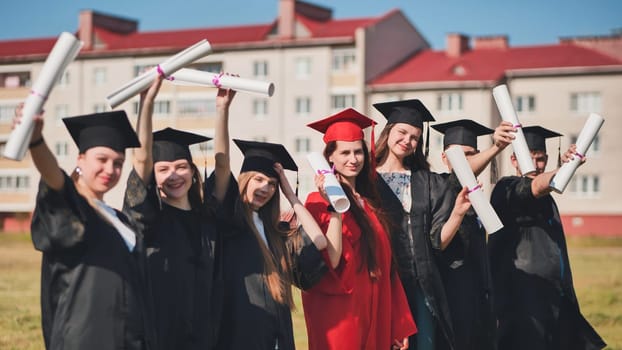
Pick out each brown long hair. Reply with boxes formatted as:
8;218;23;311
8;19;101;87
237;171;295;308
375;123;429;171
324;140;389;280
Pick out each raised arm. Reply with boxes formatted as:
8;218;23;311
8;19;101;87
275;163;328;251
468;121;515;176
531;144;583;198
439;186;471;250
132;76;164;184
15;104;64;191
314;173;343;269
213;85;236;203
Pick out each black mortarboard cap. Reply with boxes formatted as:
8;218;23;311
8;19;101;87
63;111;140;153
234;139;298;178
373;99;435;129
522;126;563;152
431;119;494;149
152;127;211;163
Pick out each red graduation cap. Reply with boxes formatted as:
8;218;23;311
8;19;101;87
307;108;376;144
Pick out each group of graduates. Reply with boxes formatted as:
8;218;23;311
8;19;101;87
16;72;607;350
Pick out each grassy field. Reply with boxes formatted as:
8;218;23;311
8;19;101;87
1;233;621;349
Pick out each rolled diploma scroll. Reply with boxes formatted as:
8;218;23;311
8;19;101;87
492;84;536;175
550;113;604;193
445;146;504;234
170;69;275;97
306;152;350;213
106;39;213;108
3;32;83;161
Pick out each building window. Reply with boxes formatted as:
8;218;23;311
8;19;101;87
57;71;70;86
133;64;154;77
54;141;69;157
55;104;69;123
191;62;224;73
515;95;535;112
253;61;269;78
94;67;107;86
295;137;311;153
134;101;171;117
253;99;268;119
178;99;216;117
0;72;30;88
0;174;30;192
569;134;600;156
332;49;356;72
93;103;107;113
295;57;311;79
437;92;463;112
331;94;355;110
0;104;19;124
568;174;600;196
296;97;311;116
570;92;601;113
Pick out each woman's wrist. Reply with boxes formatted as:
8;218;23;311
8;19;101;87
29;136;45;148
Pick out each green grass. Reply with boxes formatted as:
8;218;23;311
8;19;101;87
1;233;620;349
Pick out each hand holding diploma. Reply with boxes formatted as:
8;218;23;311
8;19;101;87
307;152;350;213
492;84;536;175
3;32;82;161
550;113;604;193
445;146;504;234
170;69;275;96
106;39;213;109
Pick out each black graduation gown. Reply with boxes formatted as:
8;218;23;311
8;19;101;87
376;169;456;350
31;173;155;350
208;173;327;350
123;170;222;350
437;172;496;350
488;176;606;350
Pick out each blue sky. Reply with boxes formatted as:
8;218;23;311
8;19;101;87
1;0;620;49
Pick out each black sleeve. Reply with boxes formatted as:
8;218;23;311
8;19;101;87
429;172;454;250
31;172;88;252
287;227;328;290
122;169;159;237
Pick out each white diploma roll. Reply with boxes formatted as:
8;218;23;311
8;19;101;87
492;84;536;175
445;146;504;234
170;69;275;96
306;152;350;213
2;32;83;161
106;39;213;109
549;113;604;193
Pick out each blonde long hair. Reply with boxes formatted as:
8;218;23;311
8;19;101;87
237;171;295;308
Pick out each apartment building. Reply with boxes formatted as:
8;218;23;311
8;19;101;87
368;33;622;235
1;0;621;235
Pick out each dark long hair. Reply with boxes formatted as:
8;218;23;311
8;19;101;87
374;122;429;171
237;171;295;308
324;140;388;280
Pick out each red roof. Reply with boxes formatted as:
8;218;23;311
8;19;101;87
371;43;622;85
0;11;381;59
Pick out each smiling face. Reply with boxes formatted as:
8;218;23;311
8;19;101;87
76;146;125;199
154;159;194;202
387;122;422;161
243;171;278;211
328;140;365;184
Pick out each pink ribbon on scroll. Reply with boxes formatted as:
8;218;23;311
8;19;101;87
574;152;585;160
317;164;336;175
212;72;224;88
156;65;175;81
468;183;482;194
30;90;48;101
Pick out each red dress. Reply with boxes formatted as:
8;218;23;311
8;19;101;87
302;192;417;349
